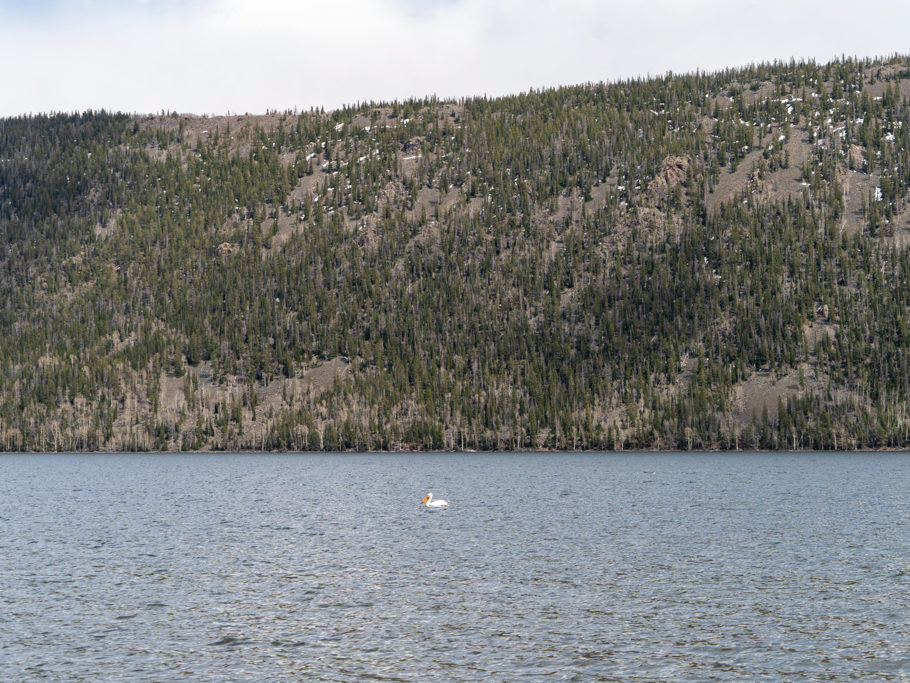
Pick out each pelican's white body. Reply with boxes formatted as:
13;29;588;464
420;492;449;508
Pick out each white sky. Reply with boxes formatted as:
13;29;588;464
1;0;908;117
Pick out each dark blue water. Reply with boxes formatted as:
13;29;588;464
2;452;910;681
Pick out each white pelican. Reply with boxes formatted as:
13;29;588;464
420;492;449;508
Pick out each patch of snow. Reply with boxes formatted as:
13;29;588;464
875;187;883;202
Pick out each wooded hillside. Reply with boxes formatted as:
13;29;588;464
4;55;910;451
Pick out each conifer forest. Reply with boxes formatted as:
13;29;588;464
4;55;910;451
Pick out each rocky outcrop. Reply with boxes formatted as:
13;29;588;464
650;155;691;193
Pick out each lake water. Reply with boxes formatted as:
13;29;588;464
2;452;910;681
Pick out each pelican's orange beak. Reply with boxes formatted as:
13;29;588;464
420;495;430;504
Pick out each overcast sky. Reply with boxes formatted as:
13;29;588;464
1;0;908;117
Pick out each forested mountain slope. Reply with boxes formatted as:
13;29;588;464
4;55;910;451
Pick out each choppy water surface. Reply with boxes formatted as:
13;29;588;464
2;452;910;681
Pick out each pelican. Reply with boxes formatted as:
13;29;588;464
420;492;449;508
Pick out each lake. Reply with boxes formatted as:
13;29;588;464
2;452;909;681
